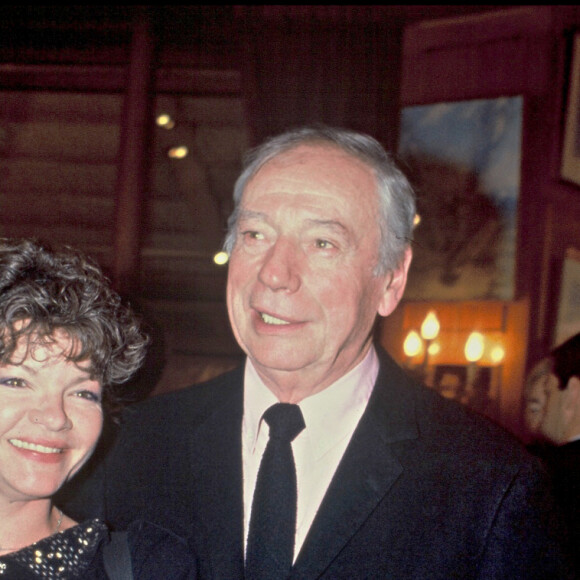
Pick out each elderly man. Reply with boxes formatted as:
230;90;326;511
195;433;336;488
61;126;573;579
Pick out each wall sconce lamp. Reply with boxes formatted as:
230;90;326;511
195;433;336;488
490;343;505;419
403;330;422;365
490;344;505;365
402;310;440;384
464;331;485;387
464;331;485;363
420;310;440;371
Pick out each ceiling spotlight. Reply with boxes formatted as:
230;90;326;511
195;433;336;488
213;251;229;266
156;114;175;129
167;146;188;159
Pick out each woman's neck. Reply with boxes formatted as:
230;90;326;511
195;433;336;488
0;500;63;555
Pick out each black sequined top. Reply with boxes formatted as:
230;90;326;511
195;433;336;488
0;519;106;579
0;518;196;579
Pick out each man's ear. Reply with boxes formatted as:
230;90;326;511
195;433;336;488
377;246;412;318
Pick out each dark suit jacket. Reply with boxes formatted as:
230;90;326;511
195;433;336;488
534;439;580;569
59;347;574;579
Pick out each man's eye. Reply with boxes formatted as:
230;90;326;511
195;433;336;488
242;231;264;240
315;239;335;249
240;230;268;246
0;377;27;388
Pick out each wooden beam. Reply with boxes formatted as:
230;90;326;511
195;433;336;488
111;9;155;295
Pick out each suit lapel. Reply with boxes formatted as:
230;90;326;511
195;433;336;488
188;370;246;579
292;351;419;578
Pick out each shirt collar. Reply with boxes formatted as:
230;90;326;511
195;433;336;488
242;347;379;457
242;360;280;453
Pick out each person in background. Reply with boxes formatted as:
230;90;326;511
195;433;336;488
61;126;574;579
535;332;580;565
523;356;551;452
0;238;195;579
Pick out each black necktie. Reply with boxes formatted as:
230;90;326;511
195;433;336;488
246;403;306;580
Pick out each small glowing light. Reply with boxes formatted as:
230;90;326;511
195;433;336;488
403;330;422;358
413;213;421;227
420;311;440;341
428;341;440;356
490;344;505;365
167;146;188;159
156;114;175;129
465;332;485;363
213;251;229;266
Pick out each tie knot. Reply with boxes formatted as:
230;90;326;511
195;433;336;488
263;403;305;442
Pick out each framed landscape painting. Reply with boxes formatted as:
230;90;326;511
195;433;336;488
399;96;523;301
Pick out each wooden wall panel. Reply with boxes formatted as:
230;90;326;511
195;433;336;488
401;7;554;106
400;5;580;380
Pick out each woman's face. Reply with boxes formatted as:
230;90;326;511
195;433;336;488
0;330;103;503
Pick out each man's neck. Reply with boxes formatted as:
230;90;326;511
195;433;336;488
251;345;374;403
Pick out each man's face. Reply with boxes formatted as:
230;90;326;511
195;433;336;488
226;144;410;398
523;358;550;435
539;372;569;445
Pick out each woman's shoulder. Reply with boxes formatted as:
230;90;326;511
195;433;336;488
0;519;107;579
0;519;196;579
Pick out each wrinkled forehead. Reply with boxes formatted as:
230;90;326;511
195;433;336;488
243;145;380;223
252;143;376;188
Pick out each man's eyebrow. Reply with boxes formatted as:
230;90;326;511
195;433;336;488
238;209;267;222
304;219;349;234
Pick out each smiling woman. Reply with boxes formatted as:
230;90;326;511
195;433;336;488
0;238;196;578
0;331;104;505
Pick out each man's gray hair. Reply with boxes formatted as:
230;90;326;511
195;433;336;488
223;125;416;275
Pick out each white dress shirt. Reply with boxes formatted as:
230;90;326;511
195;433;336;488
242;346;378;561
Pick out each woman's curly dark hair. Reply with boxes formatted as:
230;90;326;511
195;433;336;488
0;238;149;414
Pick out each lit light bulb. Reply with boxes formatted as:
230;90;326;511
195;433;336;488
213;251;229;266
156;114;175;129
403;330;422;358
420;311;440;341
428;341;440;356
167;146;188;159
465;332;485;363
490;344;505;365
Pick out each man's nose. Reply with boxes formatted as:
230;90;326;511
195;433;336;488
258;238;302;293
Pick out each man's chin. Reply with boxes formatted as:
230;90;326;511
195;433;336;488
253;356;310;374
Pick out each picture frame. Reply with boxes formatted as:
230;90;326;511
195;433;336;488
433;365;467;400
433;363;496;420
553;247;580;347
561;33;580;187
398;97;523;301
